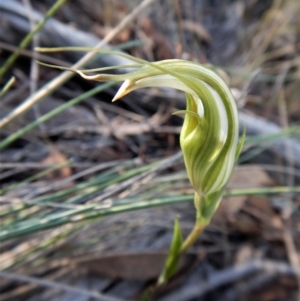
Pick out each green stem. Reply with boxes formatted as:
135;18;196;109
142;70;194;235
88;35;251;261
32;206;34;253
158;221;205;282
180;221;206;254
156;194;208;291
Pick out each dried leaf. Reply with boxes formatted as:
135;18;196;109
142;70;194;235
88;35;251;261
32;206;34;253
41;146;72;180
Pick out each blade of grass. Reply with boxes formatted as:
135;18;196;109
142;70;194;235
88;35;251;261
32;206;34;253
1;185;299;241
0;159;160;225
239;126;300;163
1;154;181;229
0;0;156;129
0;82;115;150
245;126;300;144
0;0;68;78
0;161;71;194
0;77;15;98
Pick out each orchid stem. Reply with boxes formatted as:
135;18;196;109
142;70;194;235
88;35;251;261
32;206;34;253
180;221;206;254
157;217;207;287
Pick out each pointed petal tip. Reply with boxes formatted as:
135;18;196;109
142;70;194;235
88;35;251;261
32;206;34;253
112;89;126;102
112;79;132;102
112;95;120;102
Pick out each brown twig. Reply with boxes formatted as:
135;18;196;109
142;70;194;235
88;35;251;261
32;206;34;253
159;260;300;301
0;271;123;301
0;0;157;129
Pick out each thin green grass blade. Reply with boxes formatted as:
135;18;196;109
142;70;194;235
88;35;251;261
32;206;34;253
1;185;298;241
0;82;115;150
0;0;68;78
0;77;15;98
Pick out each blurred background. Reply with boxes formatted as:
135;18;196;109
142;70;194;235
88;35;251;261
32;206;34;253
0;0;300;300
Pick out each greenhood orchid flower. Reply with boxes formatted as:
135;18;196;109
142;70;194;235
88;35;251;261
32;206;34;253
36;51;244;287
76;59;241;224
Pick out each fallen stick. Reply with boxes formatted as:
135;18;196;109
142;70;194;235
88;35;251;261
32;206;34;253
159;259;300;301
0;0;156;129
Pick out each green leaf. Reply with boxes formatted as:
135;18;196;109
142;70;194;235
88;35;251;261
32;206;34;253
158;217;183;285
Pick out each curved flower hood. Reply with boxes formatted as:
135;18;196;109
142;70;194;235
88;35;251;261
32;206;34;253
77;59;241;221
